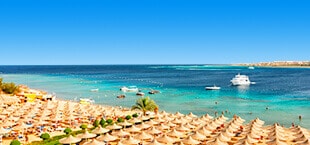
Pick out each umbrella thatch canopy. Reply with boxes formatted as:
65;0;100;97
167;129;185;138
120;136;140;145
82;139;105;145
147;139;165;145
157;134;176;144
92;126;110;134
134;131;153;140
138;122;151;130
59;135;82;144
147;127;162;135
106;123;122;130
125;125;141;133
113;129;130;137
118;120;132;127
191;131;206;141
77;131;97;139
181;136;200;145
96;133;118;142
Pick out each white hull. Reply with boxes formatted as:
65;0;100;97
120;86;139;92
230;73;252;86
205;86;221;90
90;88;99;92
231;81;251;86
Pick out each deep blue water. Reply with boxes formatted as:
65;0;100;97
1;65;310;128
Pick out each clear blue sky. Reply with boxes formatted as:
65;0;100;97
0;0;309;65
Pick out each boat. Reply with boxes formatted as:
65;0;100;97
120;86;139;92
90;88;99;92
117;94;126;99
248;66;255;69
136;92;145;96
230;73;252;86
205;85;221;90
79;98;95;105
148;90;160;94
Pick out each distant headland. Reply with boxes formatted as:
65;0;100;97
235;61;310;68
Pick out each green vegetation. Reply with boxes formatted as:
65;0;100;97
28;129;84;145
64;128;72;135
100;118;106;127
131;97;158;115
0;78;19;94
132;113;139;118
93;119;100;127
80;124;88;131
125;115;132;120
40;133;50;141
106;119;113;125
117;117;124;123
10;140;21;145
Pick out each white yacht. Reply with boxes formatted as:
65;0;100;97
120;86;139;92
248;66;255;69
230;73;252;86
205;85;221;90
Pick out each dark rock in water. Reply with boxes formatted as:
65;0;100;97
117;94;125;98
148;90;160;94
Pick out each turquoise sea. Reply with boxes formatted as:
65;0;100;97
0;65;309;128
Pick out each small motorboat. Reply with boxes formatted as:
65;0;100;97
205;85;221;90
90;88;99;92
120;86;139;92
248;66;255;69
148;90;160;94
117;94;126;99
136;92;145;96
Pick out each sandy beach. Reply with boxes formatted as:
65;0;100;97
1;91;310;145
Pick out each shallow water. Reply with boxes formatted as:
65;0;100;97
1;65;309;128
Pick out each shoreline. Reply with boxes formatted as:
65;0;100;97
232;64;310;69
1;84;310;144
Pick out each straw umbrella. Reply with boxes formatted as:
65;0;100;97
120;136;140;145
59;135;82;144
134;131;153;141
118;120;132;127
207;138;229;145
181;136;201;145
91;126;110;135
191;131;206;141
157;123;170;131
157;134;176;144
147;127;162;135
112;129;130;137
106;123;122;130
96;133;118;142
187;112;197;118
167;129;185;138
146;119;159;126
76;131;97;140
177;124;190;132
138;122;151;130
125;125;141;133
130;118;142;124
147;139;165;145
197;126;212;136
175;112;185;117
82;139;105;145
